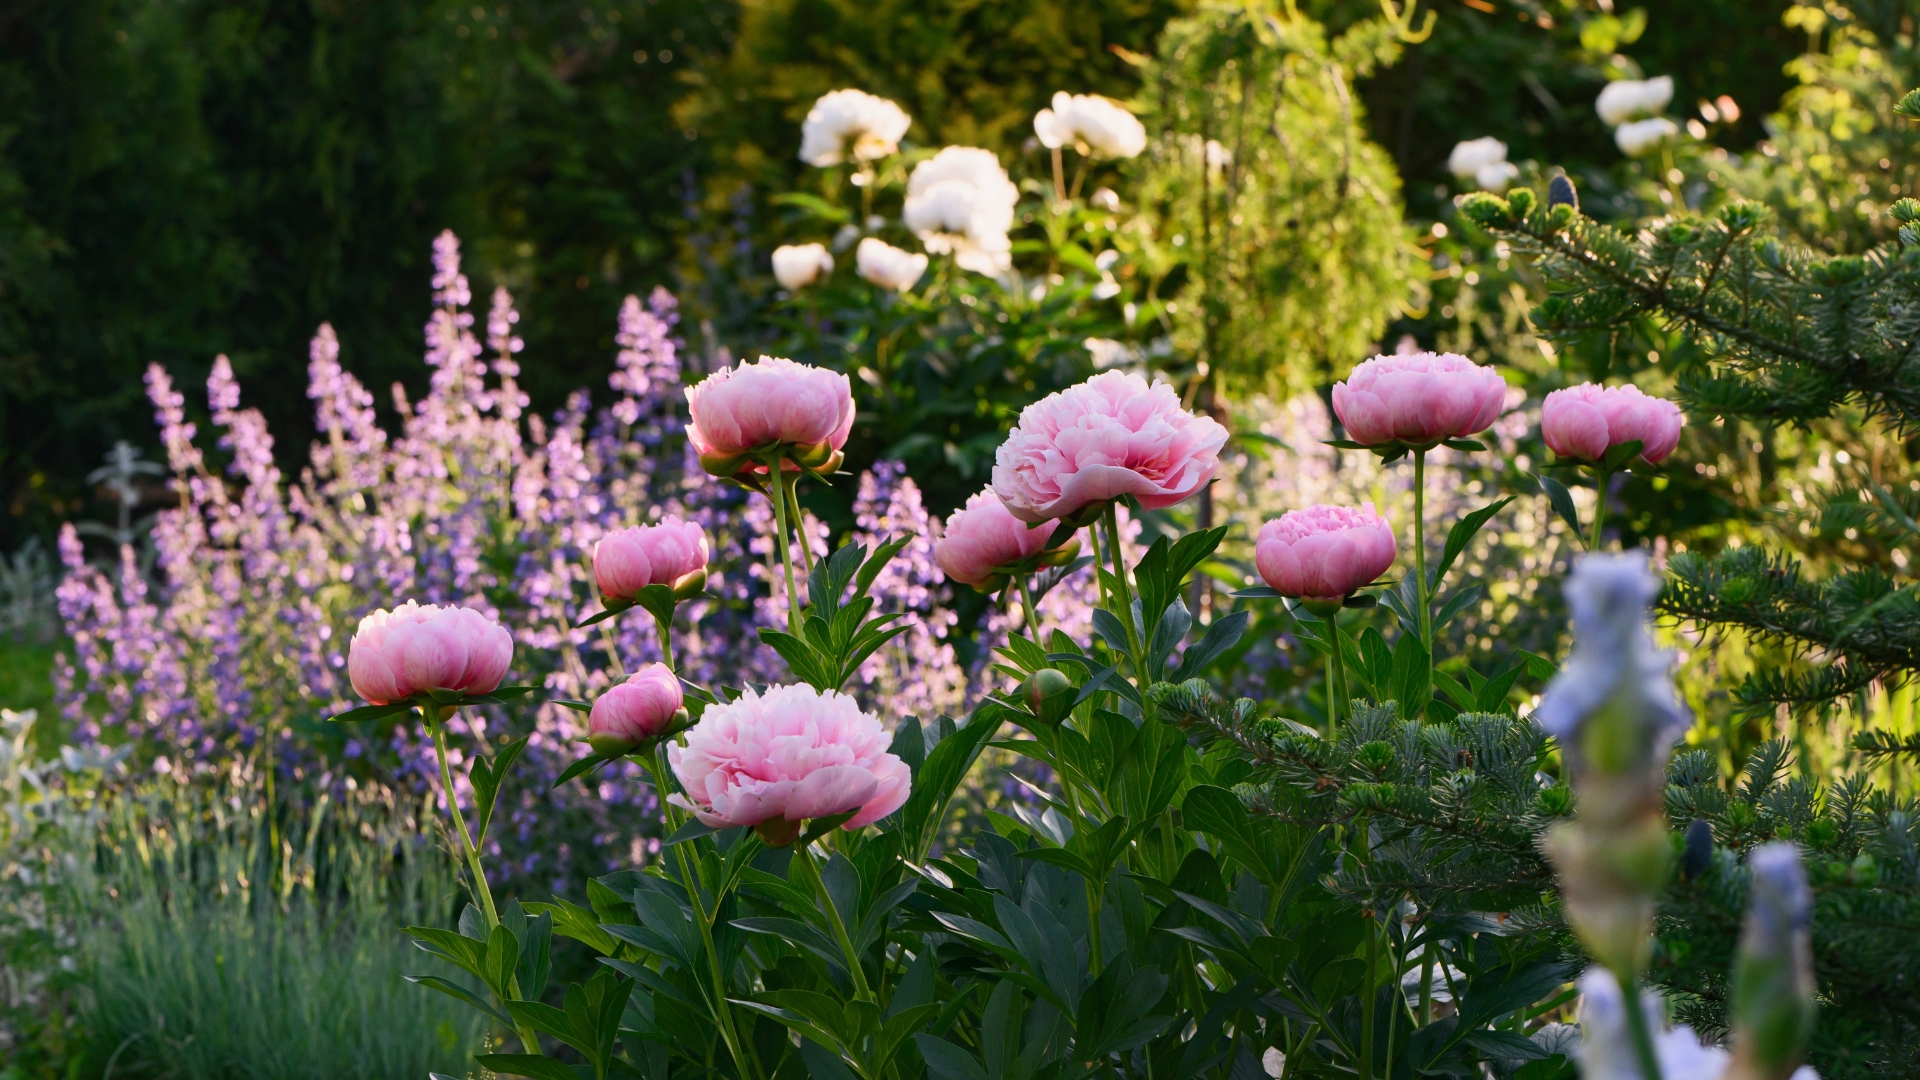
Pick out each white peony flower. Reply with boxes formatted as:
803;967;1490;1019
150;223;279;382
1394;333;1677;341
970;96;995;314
855;237;928;292
1476;160;1521;192
1615;116;1680;157
1596;75;1675;126
902;146;1018;276
1447;136;1509;180
771;243;834;290
1033;91;1148;159
799;89;912;167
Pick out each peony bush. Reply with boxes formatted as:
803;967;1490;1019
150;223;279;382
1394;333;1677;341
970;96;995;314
50;75;1870;1080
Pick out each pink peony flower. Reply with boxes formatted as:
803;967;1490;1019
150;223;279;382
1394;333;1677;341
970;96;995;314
1255;504;1397;601
589;663;686;754
667;683;911;841
1541;383;1684;465
685;356;856;475
348;601;513;705
934;489;1059;587
1331;352;1508;448
991;370;1229;523
593;518;710;600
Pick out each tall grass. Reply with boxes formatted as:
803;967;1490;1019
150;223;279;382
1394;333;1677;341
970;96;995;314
81;777;482;1080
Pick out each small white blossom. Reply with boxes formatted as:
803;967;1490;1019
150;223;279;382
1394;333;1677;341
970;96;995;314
1477;160;1521;192
855;237;928;292
799;89;912;167
1447;136;1509;180
1596;75;1675;125
1033;91;1148;159
902;146;1018;276
1615;116;1680;157
771;243;834;290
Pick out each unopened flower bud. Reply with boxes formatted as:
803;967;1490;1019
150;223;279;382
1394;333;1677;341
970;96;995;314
1025;668;1074;718
1730;843;1816;1080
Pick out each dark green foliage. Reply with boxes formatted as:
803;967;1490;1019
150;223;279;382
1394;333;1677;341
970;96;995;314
1154;683;1567;918
1663;543;1920;712
0;0;728;547
1658;740;1920;1078
1462;183;1920;714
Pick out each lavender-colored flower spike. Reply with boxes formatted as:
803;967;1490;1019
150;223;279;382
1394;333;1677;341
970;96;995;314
1535;551;1690;760
1731;843;1816;1080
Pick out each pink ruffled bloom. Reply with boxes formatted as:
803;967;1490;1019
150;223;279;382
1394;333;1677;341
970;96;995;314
667;684;911;839
593;518;710;599
1255;504;1397;601
991;370;1229;523
685;355;855;462
589;663;685;753
1331;352;1507;447
935;489;1056;586
1541;383;1684;464
347;601;513;705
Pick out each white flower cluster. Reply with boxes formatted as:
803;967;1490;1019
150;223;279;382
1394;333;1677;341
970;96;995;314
1446;136;1520;192
1596;75;1679;158
778;86;1140;290
798;88;912;167
902;146;1020;275
1033;91;1147;159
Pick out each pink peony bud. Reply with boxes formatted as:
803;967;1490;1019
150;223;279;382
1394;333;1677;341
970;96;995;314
1254;503;1397;601
347;601;514;705
934;489;1059;587
1331;352;1508;448
589;663;686;754
667;683;911;842
684;355;855;471
1541;383;1684;465
593;518;710;600
991;370;1228;523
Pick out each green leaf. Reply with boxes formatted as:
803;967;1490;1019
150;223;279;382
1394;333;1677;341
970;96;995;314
1389;631;1431;719
474;1055;587;1080
470;735;529;846
1537;474;1581;539
662;818;719;847
1231;584;1282;598
1431;496;1514;591
405;974;511;1024
327;702;411;724
631;584;677;631
552;751;613;790
1599;438;1646;472
767;191;851;222
1168;610;1248;682
551;700;592;713
484;924;521;999
1443;438;1488;452
574;597;636;629
913;1035;990;1080
899;705;1003;861
1433;583;1485;631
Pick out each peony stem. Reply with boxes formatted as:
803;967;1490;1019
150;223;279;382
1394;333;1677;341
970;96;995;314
1589;468;1612;553
429;709;500;929
672;836;761;1080
1014;572;1045;644
1324;606;1346;736
1100;502;1144;675
785;471;816;579
768;472;802;634
1359;913;1381;1080
655;618;676;675
430;707;540;1055
1050;146;1067;205
1413;448;1432;661
794;838;876;1002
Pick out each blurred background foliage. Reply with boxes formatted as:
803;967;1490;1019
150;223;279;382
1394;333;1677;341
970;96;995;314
0;0;1812;550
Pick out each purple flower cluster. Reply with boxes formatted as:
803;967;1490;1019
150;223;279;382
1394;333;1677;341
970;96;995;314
53;231;1097;890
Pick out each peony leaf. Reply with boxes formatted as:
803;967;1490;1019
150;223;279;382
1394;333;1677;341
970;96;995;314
326;701;411;724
